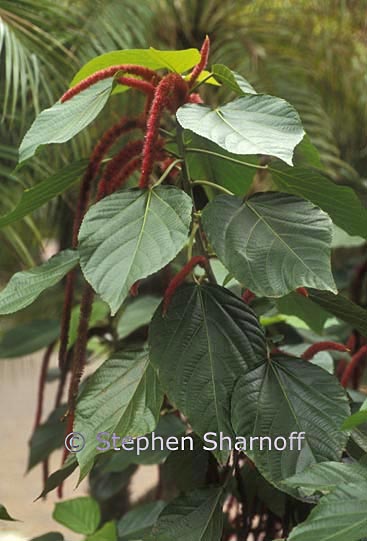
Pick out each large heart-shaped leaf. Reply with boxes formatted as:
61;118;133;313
71;48;201;86
149;283;267;461
74;348;163;480
288;482;367;541
0;250;79;315
78;186;192;315
271;163;367;238
0;160;88;228
176;96;305;165
231;355;350;490
202;192;337;297
19;79;114;162
146;488;224;541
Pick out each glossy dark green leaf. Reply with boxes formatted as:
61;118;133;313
149;283;267;461
231;355;350;490
283;461;367;495
308;290;367;336
0;250;79;315
186;133;258;196
146;488;224;541
78;186;192;315
28;405;67;470
30;533;64;541
0;319;60;358
71;48;201;86
288;482;367;541
271;163;367;238
75;348;163;480
202;192;336;298
53;497;100;535
0;160;87;228
212;64;257;95
177;96;304;165
118;501;166;540
19;79;114;162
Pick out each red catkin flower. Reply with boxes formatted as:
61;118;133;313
301;341;350;361
296;287;309;298
130;281;141;297
97;139;144;199
188;92;204;104
242;289;256;304
61;65;159;102
189;36;210;86
139;73;188;188
341;344;367;387
109;156;142;194
163;256;208;314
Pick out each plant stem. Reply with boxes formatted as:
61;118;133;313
186;147;268;169
151;158;182;189
191;179;234;195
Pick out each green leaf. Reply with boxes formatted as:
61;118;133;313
176;96;305;165
0;503;17;521
71;48;201;86
78;186;192;315
117;296;162;340
0;319;60;358
287;482;367;541
231;355;350;490
118;501;166;540
0;250;79;315
19;79;114;162
271;163;367;238
30;534;64;541
28;405;67;470
146;488;224;541
202;192;336;298
68;299;110;348
37;456;78;499
342;399;367;430
212;64;257;95
276;292;330;335
283;461;367;495
53;496;100;535
0;160;88;228
186;133;258;196
149;283;267;461
308;290;367;336
85;521;117;541
75;348;163;480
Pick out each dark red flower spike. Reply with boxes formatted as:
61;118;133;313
296;287;309;297
341;344;367;387
189;36;210;87
242;289;256;304
61;65;159;103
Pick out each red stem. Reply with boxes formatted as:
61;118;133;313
163;256;208;314
242;289;256;304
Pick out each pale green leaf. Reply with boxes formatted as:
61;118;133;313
202;192;337;298
342;399;367;430
19;79;114;162
212;64;257;95
177;96;305;165
0;250;79;315
75;348;163;480
78;186;192;315
86;521;117;541
53;497;100;535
